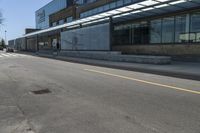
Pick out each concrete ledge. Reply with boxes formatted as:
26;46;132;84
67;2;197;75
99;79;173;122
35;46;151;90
35;53;200;81
60;51;122;55
59;51;171;65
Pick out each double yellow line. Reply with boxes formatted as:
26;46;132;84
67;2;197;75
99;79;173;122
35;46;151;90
84;69;200;95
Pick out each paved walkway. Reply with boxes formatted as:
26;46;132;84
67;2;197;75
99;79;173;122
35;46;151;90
17;51;200;81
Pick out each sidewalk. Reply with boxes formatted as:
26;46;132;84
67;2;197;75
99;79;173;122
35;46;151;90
17;51;200;81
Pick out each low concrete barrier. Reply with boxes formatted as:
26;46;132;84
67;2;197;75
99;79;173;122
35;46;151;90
58;51;171;65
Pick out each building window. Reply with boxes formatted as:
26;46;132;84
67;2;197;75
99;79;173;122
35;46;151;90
66;17;73;23
98;7;103;13
150;19;162;43
59;19;65;25
175;15;187;43
110;2;116;9
116;0;124;7
190;12;200;42
132;21;149;44
124;0;132;5
113;24;132;45
52;22;57;27
103;4;110;11
162;17;175;43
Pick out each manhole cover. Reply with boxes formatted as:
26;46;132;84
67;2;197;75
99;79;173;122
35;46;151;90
31;89;51;95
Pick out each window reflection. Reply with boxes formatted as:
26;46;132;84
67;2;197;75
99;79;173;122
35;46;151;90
113;24;132;45
175;15;187;43
113;11;200;45
132;21;149;44
190;12;200;42
162;17;175;43
150;19;162;43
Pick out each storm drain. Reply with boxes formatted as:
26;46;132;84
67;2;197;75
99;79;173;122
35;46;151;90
31;89;51;95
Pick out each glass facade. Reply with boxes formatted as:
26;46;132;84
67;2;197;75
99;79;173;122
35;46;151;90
175;15;187;43
52;22;57;27
36;0;67;29
162;17;175;43
66;16;73;23
80;0;140;18
113;24;132;45
132;22;149;44
190;12;200;42
113;11;200;45
59;19;65;25
150;19;162;43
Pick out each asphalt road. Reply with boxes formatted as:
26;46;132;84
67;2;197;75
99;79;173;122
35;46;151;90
0;51;199;133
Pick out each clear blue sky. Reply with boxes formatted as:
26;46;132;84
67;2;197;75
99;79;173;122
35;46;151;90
0;0;52;42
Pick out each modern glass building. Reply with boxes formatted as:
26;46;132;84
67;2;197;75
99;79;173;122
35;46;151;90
10;0;200;61
35;0;74;29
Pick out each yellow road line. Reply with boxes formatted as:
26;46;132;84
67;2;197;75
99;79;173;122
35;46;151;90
84;69;200;95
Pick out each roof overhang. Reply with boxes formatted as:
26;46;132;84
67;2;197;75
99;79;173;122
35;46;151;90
24;0;200;38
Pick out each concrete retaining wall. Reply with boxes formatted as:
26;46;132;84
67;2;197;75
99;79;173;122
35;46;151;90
112;44;200;56
61;23;110;51
58;51;171;64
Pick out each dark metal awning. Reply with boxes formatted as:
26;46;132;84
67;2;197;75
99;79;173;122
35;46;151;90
24;0;200;38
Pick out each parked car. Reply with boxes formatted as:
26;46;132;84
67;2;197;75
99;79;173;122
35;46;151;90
6;47;14;52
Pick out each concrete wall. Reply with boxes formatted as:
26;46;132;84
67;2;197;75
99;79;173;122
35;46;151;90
113;44;200;62
61;23;110;51
112;44;200;56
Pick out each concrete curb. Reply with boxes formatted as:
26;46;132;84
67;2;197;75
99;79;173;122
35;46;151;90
36;53;200;81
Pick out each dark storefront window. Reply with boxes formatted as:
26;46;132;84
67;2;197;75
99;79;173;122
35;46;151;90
150;19;162;43
113;10;200;45
113;24;132;45
132;21;149;44
190;12;200;42
175;15;187;43
162;17;175;43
